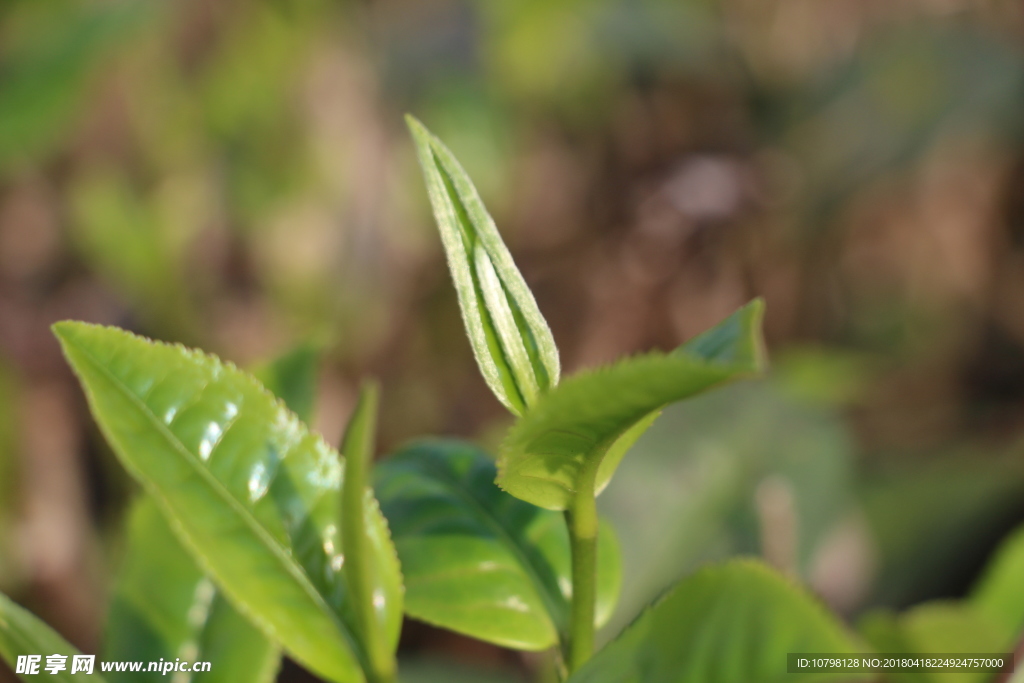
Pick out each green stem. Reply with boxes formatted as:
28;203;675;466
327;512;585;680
565;456;600;673
340;381;395;683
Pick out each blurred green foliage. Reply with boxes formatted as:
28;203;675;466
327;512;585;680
0;0;153;176
600;363;857;636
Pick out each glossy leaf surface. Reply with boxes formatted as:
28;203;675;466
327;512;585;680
105;344;320;682
104;498;280;683
971;523;1024;637
0;591;106;683
498;300;765;510
54;322;403;683
407;115;559;415
567;559;865;683
375;440;621;650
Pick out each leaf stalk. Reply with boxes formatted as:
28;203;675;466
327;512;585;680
564;452;601;673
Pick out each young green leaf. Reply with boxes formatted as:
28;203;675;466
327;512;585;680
104;498;280;683
53;322;402;683
0;591;107;683
339;381;401;683
406;115;559;415
498;299;766;511
374;440;621;651
972;523;1024;638
105;342;323;682
567;559;867;683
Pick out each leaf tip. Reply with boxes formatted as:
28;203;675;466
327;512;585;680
404;112;422;129
51;320;111;363
51;319;84;343
404;114;431;143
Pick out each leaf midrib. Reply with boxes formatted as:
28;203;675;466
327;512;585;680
435;151;529;413
65;338;358;666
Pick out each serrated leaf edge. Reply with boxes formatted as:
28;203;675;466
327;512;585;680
54;322;368;682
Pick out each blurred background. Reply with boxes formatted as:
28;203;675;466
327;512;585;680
3;0;1024;680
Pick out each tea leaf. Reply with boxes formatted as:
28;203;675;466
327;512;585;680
104;499;280;683
0;591;107;683
54;322;403;683
339;381;402;682
678;298;766;366
567;559;866;683
104;342;322;682
407;115;559;415
498;300;765;510
375;440;621;650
